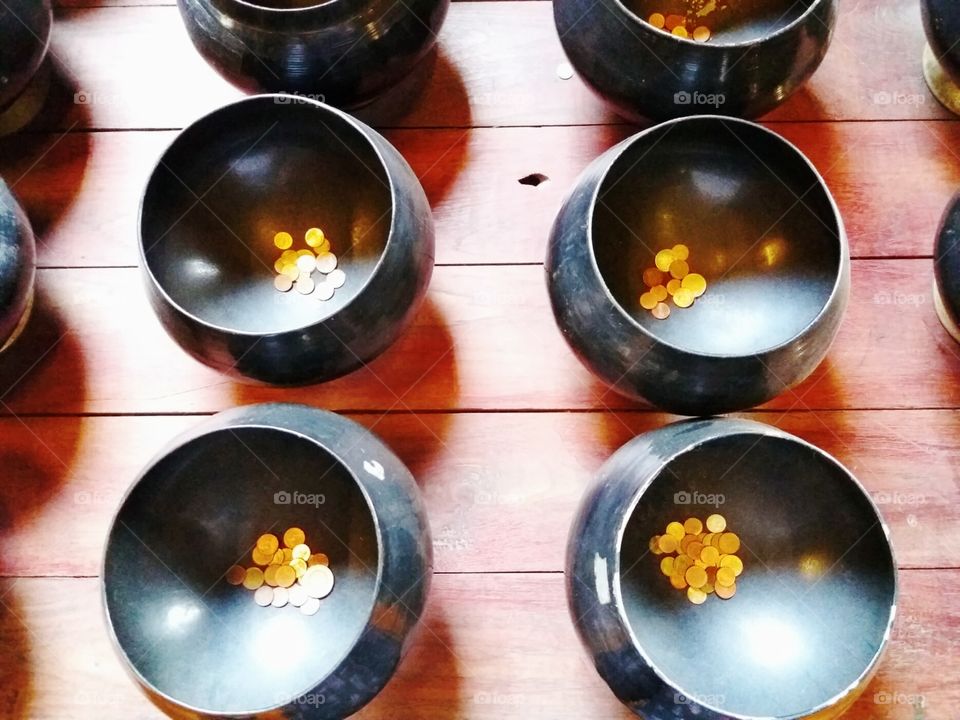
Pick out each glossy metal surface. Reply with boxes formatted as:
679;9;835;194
933;191;960;343
177;0;449;109
139;95;434;385
0;178;37;353
546;116;849;416
0;0;51;111
922;0;960;116
554;0;835;121
567;417;897;720
103;402;432;719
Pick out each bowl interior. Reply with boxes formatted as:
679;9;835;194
618;432;895;718
140;99;393;335
623;0;817;43
104;427;379;714
592;118;841;357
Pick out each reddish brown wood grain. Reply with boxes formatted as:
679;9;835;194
0;572;953;719
2;121;958;269
27;0;951;132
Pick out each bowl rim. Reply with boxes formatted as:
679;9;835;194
208;0;345;14
100;409;388;716
611;0;832;49
137;94;399;338
609;419;899;720
586;114;848;360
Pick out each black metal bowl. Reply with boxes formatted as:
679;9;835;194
546;116;848;416
554;0;836;121
0;178;36;353
0;0;51;112
922;0;960;115
139;95;434;385
567;417;897;720
176;0;449;109
103;402;432;719
933;191;960;342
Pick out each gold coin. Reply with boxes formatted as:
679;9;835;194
251;547;274;567
674;555;693;574
654;250;675;272
710;533;723;547
314;238;331;255
315;252;338;274
282;548;293;563
264;564;281;587
657;535;678;554
648;12;665;28
256;534;279;555
694;558;707;569
715;582;737;600
243;567;264;590
284;527;306;548
682;273;708;298
719;554;744;576
666;278;682;295
671;244;689;261
652;302;671;320
640;292;657;310
702;532;713;547
273;232;293;250
280;263;300;280
292;544;311;562
649;535;663;555
288;583;308;607
693;26;711;42
642;267;663;288
272;550;285;564
702;581;715;595
280;250;298;263
705;513;726;533
274;257;286;273
685;565;707;589
672;25;689;38
669;573;687;590
664;13;684;30
254;585;274;607
302;565;335;599
660;556;675;576
290;558;308;578
700;546;720;566
716;567;736;587
275;564;297;588
685;541;703;560
305;227;326;247
300;596;321;616
679;534;693;554
296;249;314;258
683;518;703;535
226;565;246;586
651;285;668;302
718;532;741;554
665;521;685;540
274;275;294;293
271;586;289;608
673;288;695;308
669;259;689;280
687;587;707;605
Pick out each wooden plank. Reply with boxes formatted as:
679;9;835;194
3;121;958;269
0;410;956;578
0;261;957;415
29;0;951;131
0;572;954;718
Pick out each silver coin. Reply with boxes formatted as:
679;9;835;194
300;597;321;616
273;275;294;293
315;252;338;274
271;586;289;608
295;275;316;295
302;565;335;599
557;62;574;80
326;269;346;289
288;583;308;607
253;586;274;607
296;254;317;273
315;281;335;302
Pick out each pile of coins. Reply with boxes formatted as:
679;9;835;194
647;11;712;41
649;513;743;604
271;228;346;301
226;526;335;616
639;244;708;321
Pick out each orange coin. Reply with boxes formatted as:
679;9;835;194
718;532;741;554
715;582;737;600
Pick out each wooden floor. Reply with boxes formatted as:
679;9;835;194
1;0;959;718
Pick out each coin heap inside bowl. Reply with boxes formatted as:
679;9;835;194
226;526;336;616
646;9;712;41
272;228;347;301
649;513;744;604
639;243;708;320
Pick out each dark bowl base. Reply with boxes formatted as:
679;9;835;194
934;277;960;345
924;44;960;116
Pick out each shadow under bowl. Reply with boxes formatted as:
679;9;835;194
0;0;51;112
103;403;432;719
554;0;836;121
567;417;897;720
139;95;434;385
0;178;37;353
933;190;960;343
547;116;848;415
176;0;450;109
